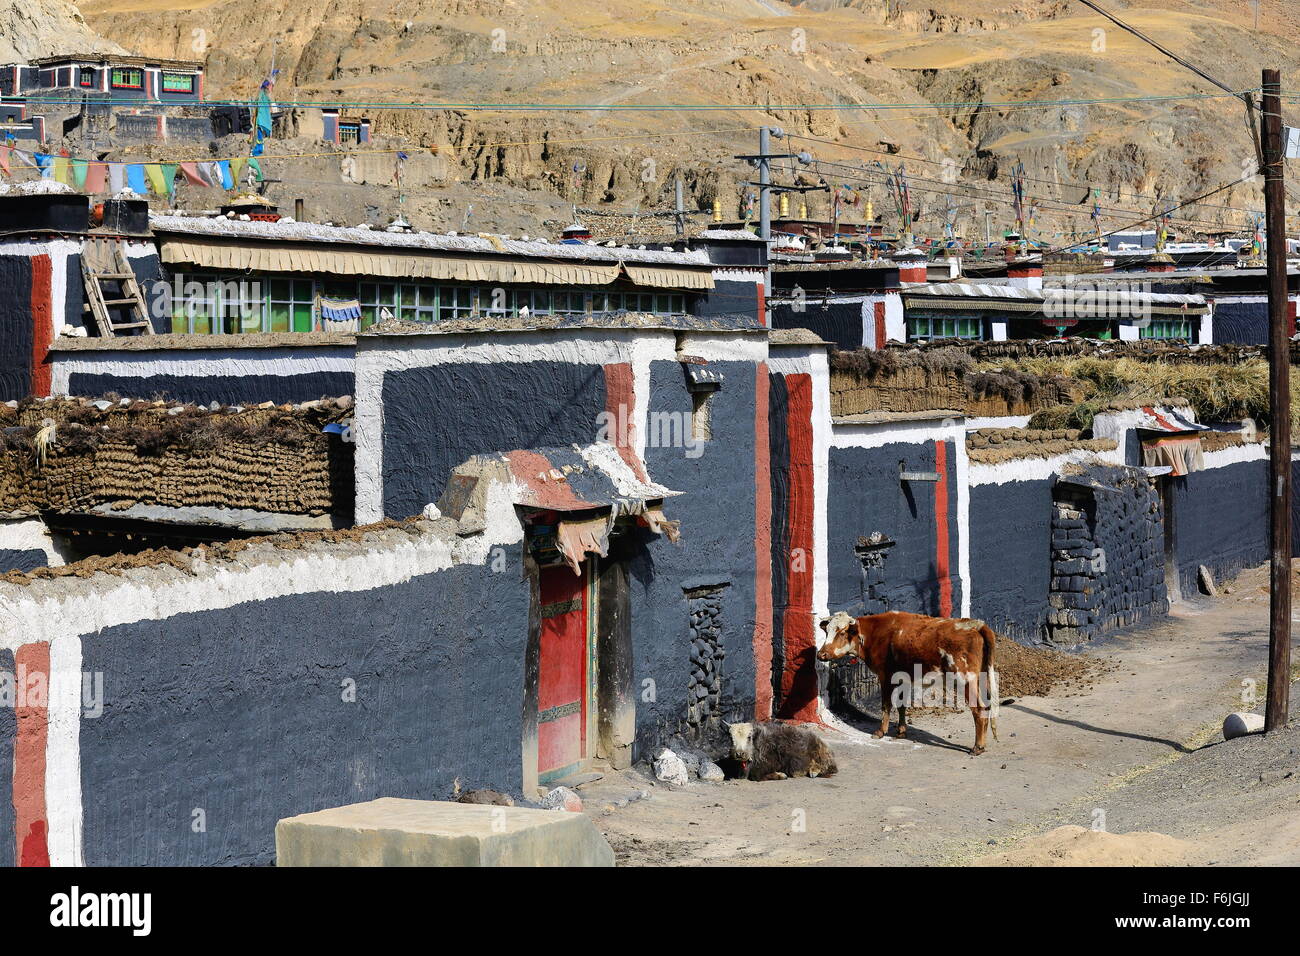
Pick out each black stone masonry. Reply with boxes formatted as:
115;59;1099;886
1048;465;1167;645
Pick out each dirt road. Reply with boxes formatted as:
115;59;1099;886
580;563;1300;866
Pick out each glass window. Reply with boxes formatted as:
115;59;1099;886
269;277;316;333
358;282;397;328
171;272;218;334
907;314;982;342
438;285;471;322
161;73;194;94
111;67;143;89
1140;318;1192;341
529;289;552;314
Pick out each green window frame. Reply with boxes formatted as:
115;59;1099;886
269;278;315;333
1139;318;1193;341
437;285;472;322
111;67;143;90
161;73;195;94
907;314;982;341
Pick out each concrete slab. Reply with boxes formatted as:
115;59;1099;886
275;797;615;867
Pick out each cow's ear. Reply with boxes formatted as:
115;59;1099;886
818;618;829;632
848;621;860;636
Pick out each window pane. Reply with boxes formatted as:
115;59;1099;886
269;303;290;333
292;303;313;333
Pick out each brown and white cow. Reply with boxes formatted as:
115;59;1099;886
815;610;1001;755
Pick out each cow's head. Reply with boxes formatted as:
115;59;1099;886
728;722;755;763
816;611;860;662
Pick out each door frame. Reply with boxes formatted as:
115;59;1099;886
523;554;599;794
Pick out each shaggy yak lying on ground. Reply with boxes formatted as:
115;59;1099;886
728;721;838;781
816;609;1000;755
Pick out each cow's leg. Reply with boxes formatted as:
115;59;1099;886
874;678;891;739
896;702;907;738
970;707;990;756
966;674;989;755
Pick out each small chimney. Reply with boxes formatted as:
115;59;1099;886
892;248;928;284
294;198;305;221
1006;255;1044;290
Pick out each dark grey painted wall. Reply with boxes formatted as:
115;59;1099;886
0;549;50;574
77;554;528;866
0;256;34;401
65;370;354;406
694;278;761;324
968;478;1054;644
626;359;758;759
380;360;607;519
1212;300;1267;345
1172;459;1269;594
0;648;13;868
769;300;863;351
827;440;961;616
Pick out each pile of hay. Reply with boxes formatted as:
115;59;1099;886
1006;356;1293;433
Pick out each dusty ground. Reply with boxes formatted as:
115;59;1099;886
579;562;1300;866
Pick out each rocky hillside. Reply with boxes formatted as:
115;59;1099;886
36;2;1300;237
0;0;121;61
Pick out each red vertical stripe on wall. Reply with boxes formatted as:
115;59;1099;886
873;301;887;350
602;361;649;482
757;282;766;328
14;642;50;867
753;363;773;721
933;440;953;618
779;373;819;721
29;254;53;397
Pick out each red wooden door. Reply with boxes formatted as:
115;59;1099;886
537;563;589;785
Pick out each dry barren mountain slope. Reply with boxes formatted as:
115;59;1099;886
0;0;122;61
60;1;1300;236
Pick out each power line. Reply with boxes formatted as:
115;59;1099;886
788;131;1268;219
3;90;1255;113
1071;0;1253;106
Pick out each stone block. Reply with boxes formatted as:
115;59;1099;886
275;797;615;867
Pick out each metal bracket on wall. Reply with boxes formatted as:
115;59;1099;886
899;461;940;482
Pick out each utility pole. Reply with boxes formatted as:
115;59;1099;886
734;128;822;308
674;176;685;238
1262;69;1292;732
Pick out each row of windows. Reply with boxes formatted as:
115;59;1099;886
905;315;1198;343
1139;318;1194;340
907;316;983;340
41;68;196;93
167;274;689;334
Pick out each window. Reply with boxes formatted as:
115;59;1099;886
358;282;397;328
161;73;195;94
1140;318;1193;340
219;278;265;333
170;273;219;334
111;68;143;90
907;315;982;341
269;279;315;333
79;70;94;88
437;285;472;322
339;122;360;144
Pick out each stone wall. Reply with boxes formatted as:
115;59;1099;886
1048;466;1166;646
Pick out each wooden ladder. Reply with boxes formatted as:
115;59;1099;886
82;237;151;337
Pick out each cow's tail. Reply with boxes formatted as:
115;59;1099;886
981;624;1000;742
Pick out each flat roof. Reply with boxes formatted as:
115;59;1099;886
28;54;204;71
150;214;714;268
360;312;763;336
